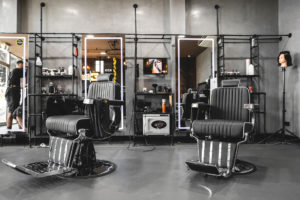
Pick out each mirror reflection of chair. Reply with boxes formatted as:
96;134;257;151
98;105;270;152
186;86;256;178
181;81;209;127
2;73;123;178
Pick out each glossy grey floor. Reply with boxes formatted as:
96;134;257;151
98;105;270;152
0;143;300;200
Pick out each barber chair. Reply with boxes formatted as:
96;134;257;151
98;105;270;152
2;74;123;178
181;89;198;127
196;82;209;104
186;87;256;178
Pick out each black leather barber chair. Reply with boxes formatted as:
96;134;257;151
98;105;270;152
2;74;123;178
186;87;256;178
196;81;209;104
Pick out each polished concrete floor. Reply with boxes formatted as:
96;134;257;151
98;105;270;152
0;143;300;200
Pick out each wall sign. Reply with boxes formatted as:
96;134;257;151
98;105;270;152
16;39;23;46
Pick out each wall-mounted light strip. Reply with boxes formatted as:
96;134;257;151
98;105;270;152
84;36;124;130
177;37;215;130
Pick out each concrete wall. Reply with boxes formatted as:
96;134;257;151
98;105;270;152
1;0;284;134
21;0;171;34
196;48;211;84
278;0;300;136
18;0;184;135
186;0;280;133
186;0;279;35
0;0;18;32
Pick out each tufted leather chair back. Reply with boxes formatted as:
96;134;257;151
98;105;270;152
210;87;250;122
88;74;120;100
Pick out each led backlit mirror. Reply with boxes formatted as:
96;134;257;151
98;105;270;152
0;34;28;133
83;35;125;130
176;37;215;130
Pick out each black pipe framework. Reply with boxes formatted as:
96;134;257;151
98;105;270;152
133;3;138;142
0;31;293;38
27;26;81;147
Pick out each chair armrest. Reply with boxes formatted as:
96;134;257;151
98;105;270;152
243;104;259;112
192;102;210;109
190;102;210;122
243;104;258;128
83;98;94;104
108;100;124;106
84;98;124;106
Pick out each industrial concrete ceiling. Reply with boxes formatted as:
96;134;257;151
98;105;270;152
178;36;216;58
82;36;123;59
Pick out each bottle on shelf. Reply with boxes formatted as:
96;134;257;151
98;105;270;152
162;99;166;113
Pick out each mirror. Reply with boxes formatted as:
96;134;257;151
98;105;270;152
0;34;28;133
82;35;125;130
176;37;215;130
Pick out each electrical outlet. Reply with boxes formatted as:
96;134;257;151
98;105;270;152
284;121;290;126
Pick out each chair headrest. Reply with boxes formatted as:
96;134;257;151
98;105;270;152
97;73;114;82
221;79;240;87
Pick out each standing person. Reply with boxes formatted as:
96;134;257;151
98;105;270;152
5;60;24;131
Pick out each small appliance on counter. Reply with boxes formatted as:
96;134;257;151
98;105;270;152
143;114;170;136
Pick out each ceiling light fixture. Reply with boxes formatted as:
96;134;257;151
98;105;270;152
100;51;107;55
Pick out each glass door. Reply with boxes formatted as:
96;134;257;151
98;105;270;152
0;34;28;133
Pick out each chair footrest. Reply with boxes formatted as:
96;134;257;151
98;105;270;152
2;159;76;178
186;160;230;177
233;159;256;175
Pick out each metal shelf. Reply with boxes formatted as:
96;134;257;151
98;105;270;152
28;33;80;147
136;92;173;96
36;75;77;79
28;93;77;97
223;57;250;60
219;74;259;78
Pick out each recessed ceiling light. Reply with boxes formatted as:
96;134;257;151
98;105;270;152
100;51;107;55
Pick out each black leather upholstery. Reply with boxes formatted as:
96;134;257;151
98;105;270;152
97;73;114;82
187;87;255;177
46;74;121;138
193;87;250;139
210;87;249;122
88;81;120;100
46;115;90;135
192;120;244;138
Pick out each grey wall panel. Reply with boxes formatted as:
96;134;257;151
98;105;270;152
0;0;18;32
196;48;211;84
21;0;170;34
186;0;278;35
186;0;280;133
279;0;300;137
1;0;283;135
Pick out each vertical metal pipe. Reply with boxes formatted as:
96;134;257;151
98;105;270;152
215;5;220;86
282;68;286;132
72;34;74;95
133;4;138;93
76;36;79;97
40;2;45;39
39;3;45;137
133;4;138;136
215;5;220;36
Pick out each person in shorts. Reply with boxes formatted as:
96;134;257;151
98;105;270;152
5;60;24;130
